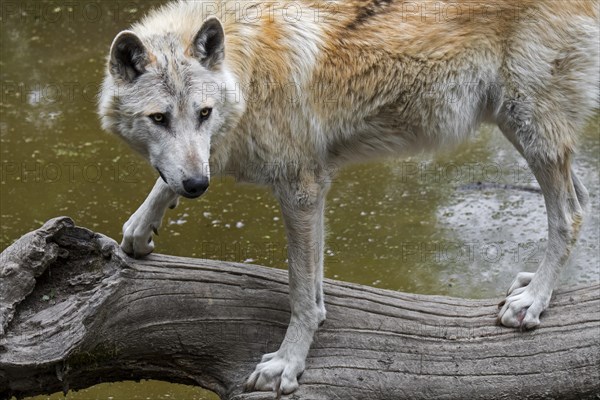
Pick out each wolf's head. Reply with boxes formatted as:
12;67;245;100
98;17;241;198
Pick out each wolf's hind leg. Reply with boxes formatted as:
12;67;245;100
314;198;326;326
572;169;589;211
496;140;585;328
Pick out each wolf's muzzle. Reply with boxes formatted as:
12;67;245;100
182;176;209;198
156;168;168;184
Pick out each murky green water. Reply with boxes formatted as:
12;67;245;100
1;1;598;399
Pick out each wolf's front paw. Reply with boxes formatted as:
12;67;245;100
498;281;550;329
121;209;161;258
245;351;304;395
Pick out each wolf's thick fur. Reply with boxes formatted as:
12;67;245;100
99;0;599;394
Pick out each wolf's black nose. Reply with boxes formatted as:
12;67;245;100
182;177;209;198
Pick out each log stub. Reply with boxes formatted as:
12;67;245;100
0;218;599;400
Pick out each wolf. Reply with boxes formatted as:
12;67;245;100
98;0;599;394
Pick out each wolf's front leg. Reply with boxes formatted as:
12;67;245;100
121;178;179;258
246;178;328;395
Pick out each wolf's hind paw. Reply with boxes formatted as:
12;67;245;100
506;272;535;296
498;284;549;329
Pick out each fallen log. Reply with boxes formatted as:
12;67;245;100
0;217;598;400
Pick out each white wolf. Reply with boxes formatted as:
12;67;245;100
98;0;599;395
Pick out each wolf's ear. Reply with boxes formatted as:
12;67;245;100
109;30;149;82
191;17;225;69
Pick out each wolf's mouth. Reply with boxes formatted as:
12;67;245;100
156;168;168;184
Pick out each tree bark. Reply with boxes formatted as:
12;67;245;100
0;217;598;400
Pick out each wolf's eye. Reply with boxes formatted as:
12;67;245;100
149;113;167;125
199;108;212;121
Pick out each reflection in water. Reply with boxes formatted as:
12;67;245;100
1;1;598;399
